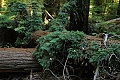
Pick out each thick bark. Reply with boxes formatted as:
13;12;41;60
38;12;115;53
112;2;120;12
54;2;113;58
117;0;120;16
0;48;41;72
0;0;3;8
70;0;90;34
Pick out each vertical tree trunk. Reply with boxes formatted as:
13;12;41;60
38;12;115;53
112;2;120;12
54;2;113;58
70;0;90;34
117;0;120;17
0;0;3;8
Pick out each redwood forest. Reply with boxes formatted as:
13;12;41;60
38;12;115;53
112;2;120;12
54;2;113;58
0;0;120;80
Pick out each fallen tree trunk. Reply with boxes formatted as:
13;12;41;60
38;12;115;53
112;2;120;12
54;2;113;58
0;35;120;73
85;35;120;44
96;17;120;25
103;17;120;24
0;48;41;72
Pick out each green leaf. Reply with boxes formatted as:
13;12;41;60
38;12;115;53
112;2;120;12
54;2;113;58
50;38;59;43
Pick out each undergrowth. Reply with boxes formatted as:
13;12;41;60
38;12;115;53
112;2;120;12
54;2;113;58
33;30;120;79
33;30;85;69
0;1;44;47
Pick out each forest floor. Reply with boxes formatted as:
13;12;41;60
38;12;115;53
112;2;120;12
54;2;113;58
0;35;120;80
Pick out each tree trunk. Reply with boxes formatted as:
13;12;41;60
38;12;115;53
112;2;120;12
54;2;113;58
117;0;120;17
0;48;41;72
0;0;3;8
0;37;120;73
70;0;90;34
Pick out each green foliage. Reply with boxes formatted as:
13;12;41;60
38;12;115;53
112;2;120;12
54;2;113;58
85;42;107;65
90;0;119;24
0;15;13;28
85;42;120;66
33;30;120;71
7;1;27;15
0;1;44;47
104;3;118;20
33;31;85;69
93;22;120;38
48;0;77;31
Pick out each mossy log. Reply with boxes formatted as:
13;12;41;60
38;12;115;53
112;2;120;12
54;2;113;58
0;35;120;73
0;48;41;72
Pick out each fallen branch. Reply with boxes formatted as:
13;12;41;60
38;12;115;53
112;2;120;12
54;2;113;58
93;66;99;80
96;17;120;25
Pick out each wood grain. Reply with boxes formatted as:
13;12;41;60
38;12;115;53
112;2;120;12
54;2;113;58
0;48;41;72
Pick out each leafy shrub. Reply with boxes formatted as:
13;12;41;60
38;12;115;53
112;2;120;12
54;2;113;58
104;3;118;20
48;0;78;32
0;1;44;47
0;15;13;28
85;42;120;65
33;30;120;79
85;42;120;79
31;26;120;80
93;22;120;39
33;30;85;69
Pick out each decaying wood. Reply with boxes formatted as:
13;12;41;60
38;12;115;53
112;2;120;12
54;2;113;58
85;35;120;45
0;48;41;72
0;35;120;73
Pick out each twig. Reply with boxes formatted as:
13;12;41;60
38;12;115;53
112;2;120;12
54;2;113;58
45;10;54;19
93;66;99;80
30;69;32;80
55;59;64;66
116;73;120;80
63;58;69;80
104;34;108;47
109;53;119;61
103;68;117;78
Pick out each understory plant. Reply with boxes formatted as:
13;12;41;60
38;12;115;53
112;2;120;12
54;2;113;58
33;30;85;69
85;42;120;79
85;42;120;66
0;1;44;47
48;0;78;32
33;31;120;79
